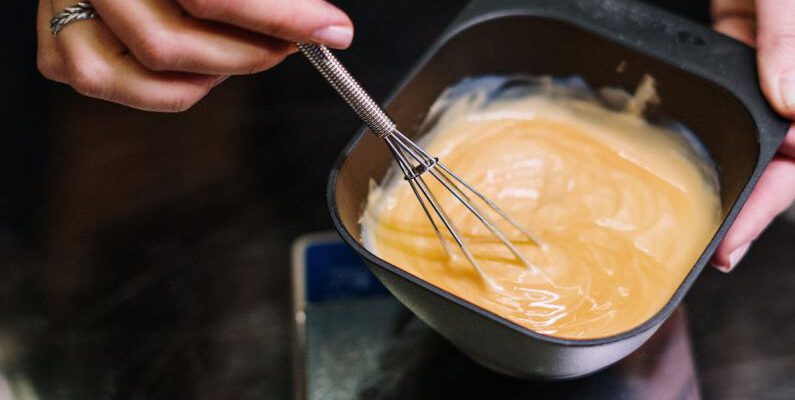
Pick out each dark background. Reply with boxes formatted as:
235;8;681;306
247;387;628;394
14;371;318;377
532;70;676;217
2;1;793;399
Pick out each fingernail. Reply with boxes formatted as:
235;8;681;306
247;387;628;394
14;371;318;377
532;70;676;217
718;242;752;273
312;25;353;49
781;75;795;116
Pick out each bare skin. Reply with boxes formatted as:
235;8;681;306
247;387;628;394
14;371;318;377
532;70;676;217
36;0;353;111
35;0;793;272
710;0;795;271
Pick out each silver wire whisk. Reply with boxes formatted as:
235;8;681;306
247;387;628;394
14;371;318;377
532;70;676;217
298;43;544;290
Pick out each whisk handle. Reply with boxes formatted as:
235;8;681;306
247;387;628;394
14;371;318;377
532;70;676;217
297;43;396;137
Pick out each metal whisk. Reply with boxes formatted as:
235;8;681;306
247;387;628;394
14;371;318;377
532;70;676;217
298;43;543;290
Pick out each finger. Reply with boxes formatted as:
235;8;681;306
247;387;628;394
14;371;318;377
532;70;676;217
712;0;756;45
712;0;756;21
780;124;795;158
713;16;757;46
757;0;795;118
37;1;68;83
176;0;354;49
711;152;795;271
91;0;295;75
52;5;218;112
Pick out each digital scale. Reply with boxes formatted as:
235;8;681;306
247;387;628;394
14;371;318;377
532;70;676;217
291;232;700;400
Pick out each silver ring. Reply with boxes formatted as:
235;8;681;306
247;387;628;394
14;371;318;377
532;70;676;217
50;2;98;35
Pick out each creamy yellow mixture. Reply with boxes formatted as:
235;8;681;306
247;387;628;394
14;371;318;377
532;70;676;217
361;78;720;339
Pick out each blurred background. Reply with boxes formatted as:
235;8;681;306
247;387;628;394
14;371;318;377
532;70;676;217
1;1;793;399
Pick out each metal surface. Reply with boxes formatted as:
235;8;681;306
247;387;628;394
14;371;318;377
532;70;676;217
299;43;543;290
297;43;396;138
50;1;97;35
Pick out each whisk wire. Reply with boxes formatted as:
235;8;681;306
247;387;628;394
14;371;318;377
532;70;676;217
385;133;500;288
390;129;542;251
384;138;454;258
413;168;503;291
298;42;545;290
386;127;538;270
436;163;546;249
429;167;539;272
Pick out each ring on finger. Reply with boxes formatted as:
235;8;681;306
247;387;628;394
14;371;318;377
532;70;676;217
51;2;99;35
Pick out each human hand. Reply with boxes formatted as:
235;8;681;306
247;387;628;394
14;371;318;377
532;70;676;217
711;0;795;271
37;0;353;112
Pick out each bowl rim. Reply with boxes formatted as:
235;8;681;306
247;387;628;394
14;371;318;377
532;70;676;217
326;1;788;347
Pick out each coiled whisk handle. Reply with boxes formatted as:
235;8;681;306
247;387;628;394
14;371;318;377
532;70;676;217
297;43;396;137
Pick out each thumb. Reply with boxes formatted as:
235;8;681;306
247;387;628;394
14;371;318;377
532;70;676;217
757;0;795;118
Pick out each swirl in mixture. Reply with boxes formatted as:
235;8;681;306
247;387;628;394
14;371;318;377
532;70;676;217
361;78;720;339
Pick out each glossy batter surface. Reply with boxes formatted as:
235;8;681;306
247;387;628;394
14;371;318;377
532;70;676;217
361;78;720;339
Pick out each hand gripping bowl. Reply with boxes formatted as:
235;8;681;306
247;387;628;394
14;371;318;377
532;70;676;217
326;0;790;379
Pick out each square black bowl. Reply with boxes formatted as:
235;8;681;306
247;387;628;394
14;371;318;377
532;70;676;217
327;0;789;379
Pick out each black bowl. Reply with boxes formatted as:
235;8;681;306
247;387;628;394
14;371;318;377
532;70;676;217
327;0;790;379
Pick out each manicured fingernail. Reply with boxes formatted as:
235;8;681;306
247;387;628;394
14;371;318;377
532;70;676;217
781;75;795;116
719;242;751;273
312;25;353;49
